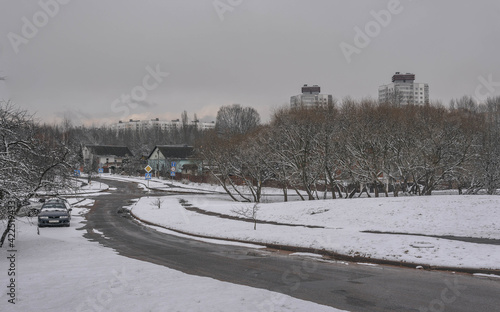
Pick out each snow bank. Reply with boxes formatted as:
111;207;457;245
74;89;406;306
131;195;500;270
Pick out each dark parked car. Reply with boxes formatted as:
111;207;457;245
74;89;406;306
38;202;72;227
28;198;71;217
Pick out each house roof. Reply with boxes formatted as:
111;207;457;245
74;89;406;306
85;145;133;157
148;145;195;159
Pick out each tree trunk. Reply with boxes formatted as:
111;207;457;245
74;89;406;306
281;183;288;202
294;187;305;201
337;185;343;198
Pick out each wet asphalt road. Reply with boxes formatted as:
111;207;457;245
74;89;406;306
80;178;500;312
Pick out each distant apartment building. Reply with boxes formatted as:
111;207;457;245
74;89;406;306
111;118;215;132
378;72;429;105
290;84;333;107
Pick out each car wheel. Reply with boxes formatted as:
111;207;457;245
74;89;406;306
65;224;70;227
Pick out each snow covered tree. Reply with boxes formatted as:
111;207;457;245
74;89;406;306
0;101;72;247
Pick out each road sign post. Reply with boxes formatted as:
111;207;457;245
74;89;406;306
145;165;153;189
145;172;152;189
170;162;176;183
98;168;103;189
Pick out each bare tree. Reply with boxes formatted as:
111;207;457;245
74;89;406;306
231;127;273;203
466;96;500;194
231;203;259;230
270;106;323;200
215;104;260;137
151;197;164;209
197;130;251;202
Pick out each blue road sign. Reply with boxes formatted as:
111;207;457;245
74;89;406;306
171;162;176;168
98;168;103;173
74;169;81;176
170;171;175;177
145;173;152;180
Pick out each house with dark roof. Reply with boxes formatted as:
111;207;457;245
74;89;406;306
83;145;133;173
147;145;202;176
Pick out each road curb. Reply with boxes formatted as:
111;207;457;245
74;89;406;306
129;209;500;276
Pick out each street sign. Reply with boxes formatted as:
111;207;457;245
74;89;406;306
98;168;103;173
145;165;152;173
171;166;176;172
145;173;152;180
171;162;176;168
170;171;175;177
74;169;81;177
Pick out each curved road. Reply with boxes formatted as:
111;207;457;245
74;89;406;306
81;179;500;312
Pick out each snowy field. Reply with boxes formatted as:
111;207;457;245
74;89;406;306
0;201;345;312
130;194;500;270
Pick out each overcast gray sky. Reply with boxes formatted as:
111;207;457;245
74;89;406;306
1;0;499;125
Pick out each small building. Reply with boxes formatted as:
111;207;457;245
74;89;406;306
82;145;133;173
147;145;202;176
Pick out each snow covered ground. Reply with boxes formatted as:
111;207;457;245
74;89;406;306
130;193;500;271
0;200;346;312
35;177;111;197
2;174;499;311
99;174;296;197
84;175;500;270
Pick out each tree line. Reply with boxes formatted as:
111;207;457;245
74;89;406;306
2;97;500;244
199;97;500;202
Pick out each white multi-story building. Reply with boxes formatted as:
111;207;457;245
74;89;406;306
111;118;215;132
290;84;333;107
378;72;429;105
